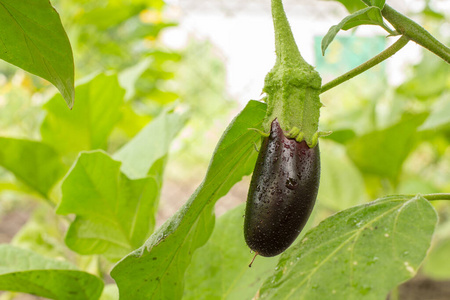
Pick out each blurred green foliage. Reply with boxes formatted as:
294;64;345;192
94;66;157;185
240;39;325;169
0;0;448;299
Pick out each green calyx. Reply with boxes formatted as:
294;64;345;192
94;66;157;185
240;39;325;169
263;0;322;148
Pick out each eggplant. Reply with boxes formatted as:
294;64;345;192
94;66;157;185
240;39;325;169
244;119;320;257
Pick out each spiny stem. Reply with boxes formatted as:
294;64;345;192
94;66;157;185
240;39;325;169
381;4;450;63
271;0;306;66
320;35;409;94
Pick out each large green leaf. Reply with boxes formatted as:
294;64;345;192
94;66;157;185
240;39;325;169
0;0;74;107
346;114;427;181
322;7;385;55
0;245;103;300
0;138;65;198
258;195;437;300
57;151;159;260
41;73;125;159
113;109;188;180
111;100;267;300
184;204;278;300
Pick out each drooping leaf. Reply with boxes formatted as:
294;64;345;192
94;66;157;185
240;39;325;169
184;204;278;300
111;100;267;300
0;245;103;300
322;7;385;55
113;109;188;180
0;138;65;198
57;151;159;260
346;113;427;181
258;195;437;300
0;0;74;107
41;73;125;159
318;141;367;211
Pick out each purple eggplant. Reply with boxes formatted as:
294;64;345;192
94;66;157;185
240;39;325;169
244;119;320;257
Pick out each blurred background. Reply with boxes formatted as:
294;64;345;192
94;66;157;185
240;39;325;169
0;0;449;299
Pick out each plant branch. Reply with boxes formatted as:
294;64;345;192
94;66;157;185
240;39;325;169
381;4;450;63
422;193;450;201
320;35;409;94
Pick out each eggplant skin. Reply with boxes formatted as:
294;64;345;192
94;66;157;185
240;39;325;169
244;119;320;257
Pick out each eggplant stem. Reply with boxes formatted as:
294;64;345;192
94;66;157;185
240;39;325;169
249;253;259;268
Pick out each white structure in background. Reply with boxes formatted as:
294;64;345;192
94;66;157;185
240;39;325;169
163;0;447;104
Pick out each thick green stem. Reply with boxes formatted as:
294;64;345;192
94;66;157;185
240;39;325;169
321;35;409;94
422;193;450;201
263;0;322;147
271;0;306;67
381;5;450;63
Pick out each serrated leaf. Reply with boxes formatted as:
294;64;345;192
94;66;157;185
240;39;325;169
322;7;385;55
258;195;437;300
0;138;65;198
0;0;74;107
57;151;159;260
41;73;125;159
184;204;278;300
0;245;103;300
346;113;427;181
113;109;187;180
111;100;267;300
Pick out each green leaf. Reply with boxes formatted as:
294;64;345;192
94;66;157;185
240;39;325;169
184;204;278;300
57;151;159;260
0;138;65;198
113;109;188;180
346;113;427;181
322;7;385;55
318;141;367;211
111;100;267;300
258;195;437;300
0;245;103;300
77;3;145;30
367;0;385;9
325;0;367;13
0;0;74;107
41;73;125;159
